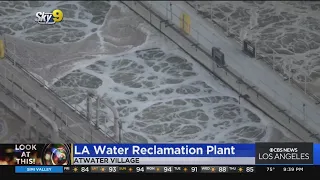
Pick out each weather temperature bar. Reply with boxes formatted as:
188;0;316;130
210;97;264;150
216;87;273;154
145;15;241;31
61;165;256;173
60;165;320;173
7;165;319;174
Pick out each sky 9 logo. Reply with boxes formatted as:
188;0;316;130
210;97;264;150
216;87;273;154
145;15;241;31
35;9;64;25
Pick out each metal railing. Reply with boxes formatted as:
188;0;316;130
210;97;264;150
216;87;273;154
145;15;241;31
121;1;320;142
0;64;102;143
185;1;320;104
1;34;143;143
0;71;73;143
0;101;55;143
1;36;120;143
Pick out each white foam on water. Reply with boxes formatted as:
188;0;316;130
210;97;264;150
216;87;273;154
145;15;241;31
188;1;320;96
0;1;300;143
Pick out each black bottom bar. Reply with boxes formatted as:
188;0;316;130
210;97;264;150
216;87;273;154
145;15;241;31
255;165;316;173
0;165;318;176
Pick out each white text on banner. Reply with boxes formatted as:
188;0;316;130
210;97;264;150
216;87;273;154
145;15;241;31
73;157;255;165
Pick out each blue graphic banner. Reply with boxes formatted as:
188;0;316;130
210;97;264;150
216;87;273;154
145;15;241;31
73;144;255;157
313;144;320;165
15;166;63;173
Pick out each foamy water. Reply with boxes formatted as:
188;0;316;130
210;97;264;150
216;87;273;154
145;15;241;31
0;1;297;143
188;1;320;97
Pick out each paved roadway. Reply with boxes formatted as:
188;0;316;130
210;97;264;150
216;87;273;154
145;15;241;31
0;58;116;143
166;1;320;139
122;1;320;142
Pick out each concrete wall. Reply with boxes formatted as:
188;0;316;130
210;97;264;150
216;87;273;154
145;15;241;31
121;1;320;141
152;2;320;134
0;58;116;143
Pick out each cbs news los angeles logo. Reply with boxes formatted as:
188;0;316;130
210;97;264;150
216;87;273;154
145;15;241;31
35;9;63;25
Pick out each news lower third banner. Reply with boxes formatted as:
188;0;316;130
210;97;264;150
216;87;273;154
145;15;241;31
73;144;255;165
72;143;320;165
2;143;320;167
255;143;313;165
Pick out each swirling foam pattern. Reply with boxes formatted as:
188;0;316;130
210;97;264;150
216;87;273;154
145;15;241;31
0;1;297;143
188;1;320;96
